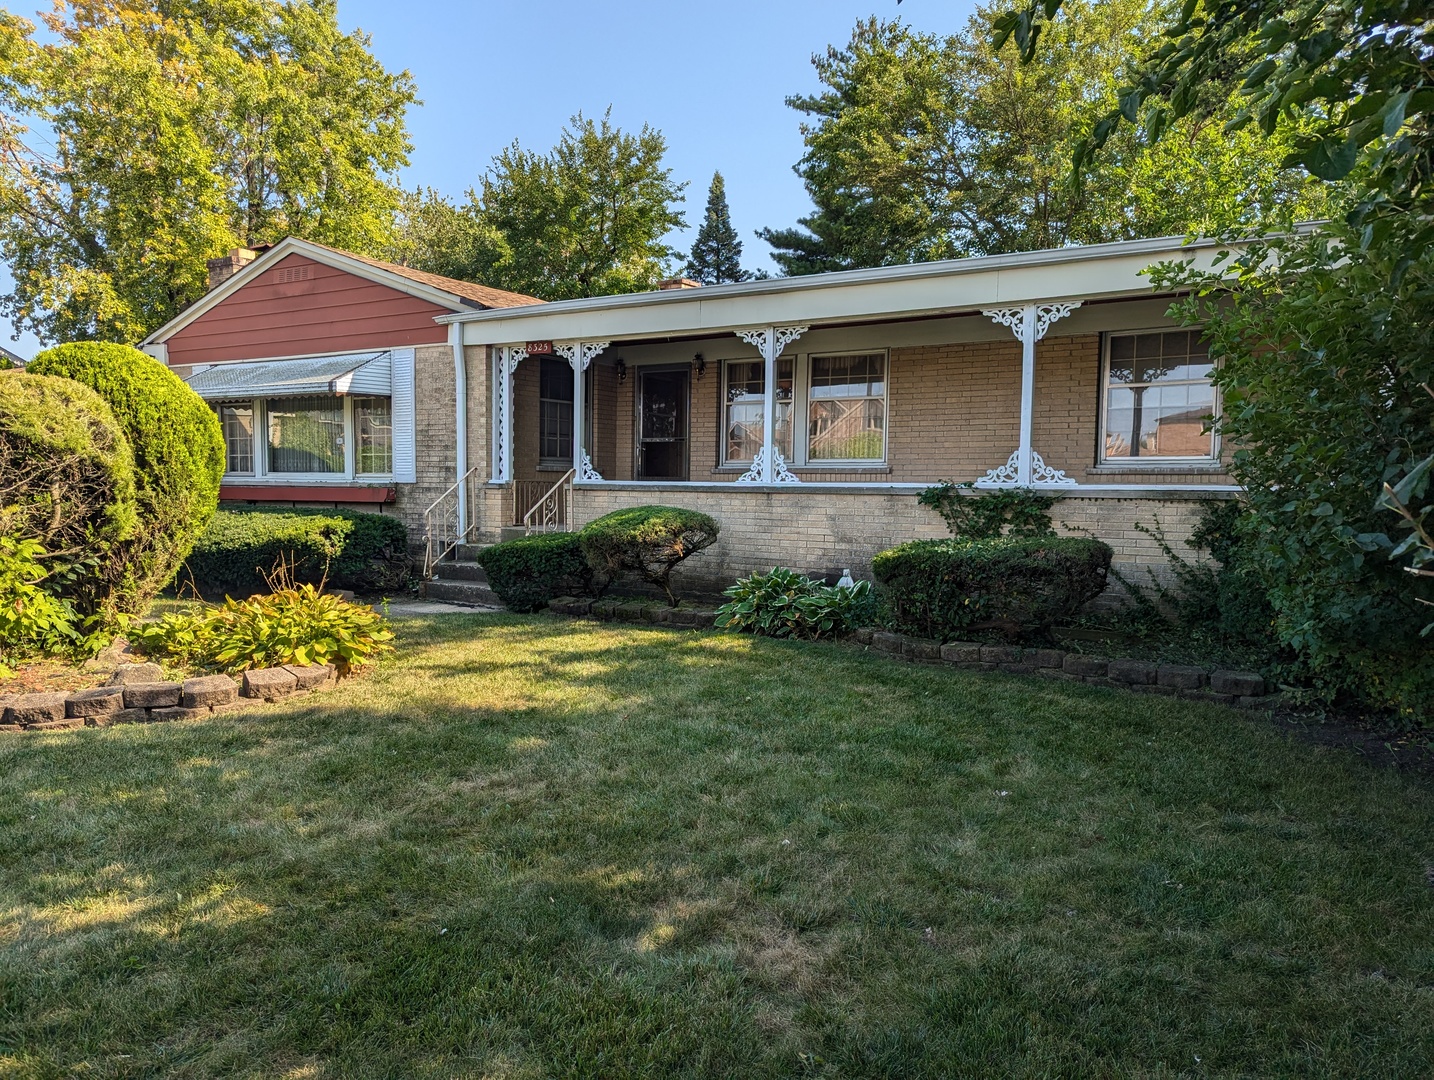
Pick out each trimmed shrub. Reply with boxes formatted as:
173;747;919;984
477;531;591;613
579;505;719;605
183;508;410;598
133;584;394;675
872;536;1113;641
0;369;137;560
716;567;874;639
27;343;225;617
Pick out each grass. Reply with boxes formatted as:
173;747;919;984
2;615;1431;1078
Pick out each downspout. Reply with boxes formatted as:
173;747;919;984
450;321;468;538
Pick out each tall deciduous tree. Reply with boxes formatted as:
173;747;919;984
761;6;1331;274
0;0;416;344
391;111;687;301
685;172;748;284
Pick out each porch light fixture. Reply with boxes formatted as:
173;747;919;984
615;357;627;383
693;353;706;379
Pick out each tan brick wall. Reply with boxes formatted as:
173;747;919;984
569;485;1226;597
392;343;457;541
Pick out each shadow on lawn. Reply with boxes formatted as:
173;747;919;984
3;616;1433;1076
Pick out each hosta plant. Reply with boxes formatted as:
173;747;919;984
135;583;394;675
716;567;872;640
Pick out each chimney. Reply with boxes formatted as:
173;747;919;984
207;247;260;290
656;277;702;291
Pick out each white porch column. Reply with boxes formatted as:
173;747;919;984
555;341;609;479
734;325;808;483
978;303;1081;486
491;345;527;484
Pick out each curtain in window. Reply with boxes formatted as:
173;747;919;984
355;396;393;474
267;395;344;473
724;359;793;462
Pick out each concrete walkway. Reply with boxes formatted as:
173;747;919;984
381;599;503;617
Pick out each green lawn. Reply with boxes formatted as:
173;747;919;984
2;616;1432;1078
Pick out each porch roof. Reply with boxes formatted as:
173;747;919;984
440;232;1244;346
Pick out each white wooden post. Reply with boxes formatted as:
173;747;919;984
734;325;808;483
978;303;1081;486
556;341;608;479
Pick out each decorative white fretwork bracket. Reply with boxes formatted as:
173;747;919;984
734;325;808;483
552;341;610;480
554;340;611;371
976;303;1081;486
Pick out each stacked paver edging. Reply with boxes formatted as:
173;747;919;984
549;596;720;628
0;662;338;733
852;628;1278;708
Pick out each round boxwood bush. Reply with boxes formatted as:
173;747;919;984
28;342;225;617
477;531;593;613
578;505;720;606
872;536;1113;641
0;369;137;562
183;508;410;599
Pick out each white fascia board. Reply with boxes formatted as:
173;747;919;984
142;237;473;346
448;234;1232;346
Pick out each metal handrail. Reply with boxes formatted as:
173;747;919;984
522;468;575;535
422;465;482;578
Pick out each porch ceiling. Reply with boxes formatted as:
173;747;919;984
444;232;1242;347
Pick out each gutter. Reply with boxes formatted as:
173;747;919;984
450;321;467;537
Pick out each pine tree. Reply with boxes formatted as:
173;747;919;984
684;172;748;284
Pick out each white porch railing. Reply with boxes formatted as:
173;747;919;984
522;469;574;534
422;466;481;578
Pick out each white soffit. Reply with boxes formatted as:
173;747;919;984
184;351;392;400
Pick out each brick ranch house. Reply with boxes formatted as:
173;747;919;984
141;232;1241;593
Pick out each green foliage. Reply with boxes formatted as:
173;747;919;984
762;8;1330;274
716;567;873;640
578;506;720;606
393;110;686;300
0;0;416;344
27;343;224;618
183;508;410;599
476;532;592;614
684;172;748;284
0;535;79;667
918;481;1057;540
873;536;1112;641
994;0;1432;242
133;582;393;675
1148;223;1434;715
0;369;137;559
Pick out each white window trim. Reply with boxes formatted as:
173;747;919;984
215;395;396;483
717;349;890;468
1098;329;1221;467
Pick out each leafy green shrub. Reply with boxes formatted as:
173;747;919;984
716;567;873;639
27;342;225;618
918;481;1057;539
477;531;592;613
579;505;719;605
133;584;394;675
872;536;1113;641
0;535;79;669
0;370;137;569
183;508;410;598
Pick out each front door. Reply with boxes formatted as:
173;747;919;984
636;368;689;480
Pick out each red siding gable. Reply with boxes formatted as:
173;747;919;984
164;253;453;366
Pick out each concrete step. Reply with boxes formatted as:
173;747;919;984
422;579;503;608
454;543;491;562
435;560;488;583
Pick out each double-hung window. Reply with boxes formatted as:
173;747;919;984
1101;330;1218;463
721;351;887;467
211;394;395;479
538;357;574;466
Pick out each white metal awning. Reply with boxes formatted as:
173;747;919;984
184;351;393;400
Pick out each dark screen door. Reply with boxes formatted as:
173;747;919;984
637;369;689;480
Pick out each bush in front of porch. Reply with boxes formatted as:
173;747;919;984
579;505;719;607
873;536;1113;642
476;532;593;613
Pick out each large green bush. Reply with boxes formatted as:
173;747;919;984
0;369;136;560
27;343;224;617
579;505;719;605
872;536;1113;641
476;532;591;613
183;509;409;598
1151;223;1434;715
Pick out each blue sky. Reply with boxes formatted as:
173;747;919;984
2;0;981;355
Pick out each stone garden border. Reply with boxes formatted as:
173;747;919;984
547;595;1279;710
0;660;339;734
